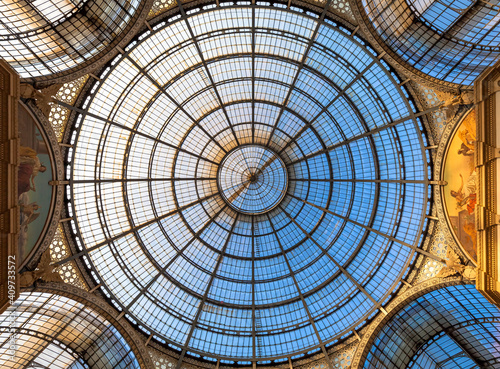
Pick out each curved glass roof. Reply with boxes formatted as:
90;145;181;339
364;284;500;368
0;292;142;368
359;0;500;85
217;145;288;215
67;4;430;362
0;0;143;79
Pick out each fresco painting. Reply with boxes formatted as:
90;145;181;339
18;104;53;265
443;109;477;262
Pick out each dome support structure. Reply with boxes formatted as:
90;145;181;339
64;0;432;364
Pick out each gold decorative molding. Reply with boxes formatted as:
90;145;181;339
0;59;19;314
19;249;63;287
19;83;62;118
475;59;500;306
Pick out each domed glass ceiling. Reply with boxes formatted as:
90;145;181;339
0;0;144;79
218;145;288;215
358;0;500;85
67;3;430;362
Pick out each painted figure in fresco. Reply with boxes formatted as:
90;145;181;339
436;247;476;280
18;146;47;195
458;128;475;150
20;201;41;228
450;173;477;215
463;219;477;257
457;114;476;158
458;142;474;156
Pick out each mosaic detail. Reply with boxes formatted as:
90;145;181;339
330;0;355;22
49;75;89;142
49;224;87;290
412;228;449;284
308;360;327;369
331;344;355;368
149;0;176;18
293;350;327;369
414;83;448;141
149;346;357;369
150;350;175;369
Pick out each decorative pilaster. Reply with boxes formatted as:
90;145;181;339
475;59;500;306
0;60;20;313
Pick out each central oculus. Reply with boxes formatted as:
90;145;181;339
217;145;288;215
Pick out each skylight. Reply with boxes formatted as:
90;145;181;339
67;4;430;362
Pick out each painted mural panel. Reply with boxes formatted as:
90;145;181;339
443;109;477;262
18;104;53;265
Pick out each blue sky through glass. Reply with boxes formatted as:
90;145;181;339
68;4;429;361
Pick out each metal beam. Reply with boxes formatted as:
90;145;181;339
124;205;228;311
278;206;382;309
251;215;257;362
266;0;333;147
285;105;441;167
56;100;219;166
417;301;487;368
278;58;377;155
177;1;241;146
175;214;240;369
252;3;256;145
55;192;219;265
267;213;335;369
290;178;426;184
72;177;216;183
119;52;228;155
285;192;441;261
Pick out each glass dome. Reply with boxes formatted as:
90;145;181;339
0;0;149;81
67;3;430;362
0;292;142;368
217;145;288;215
355;0;500;86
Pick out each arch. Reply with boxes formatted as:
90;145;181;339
351;279;500;368
0;282;154;369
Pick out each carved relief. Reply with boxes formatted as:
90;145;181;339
19;249;63;287
435;247;477;280
20;83;62;118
